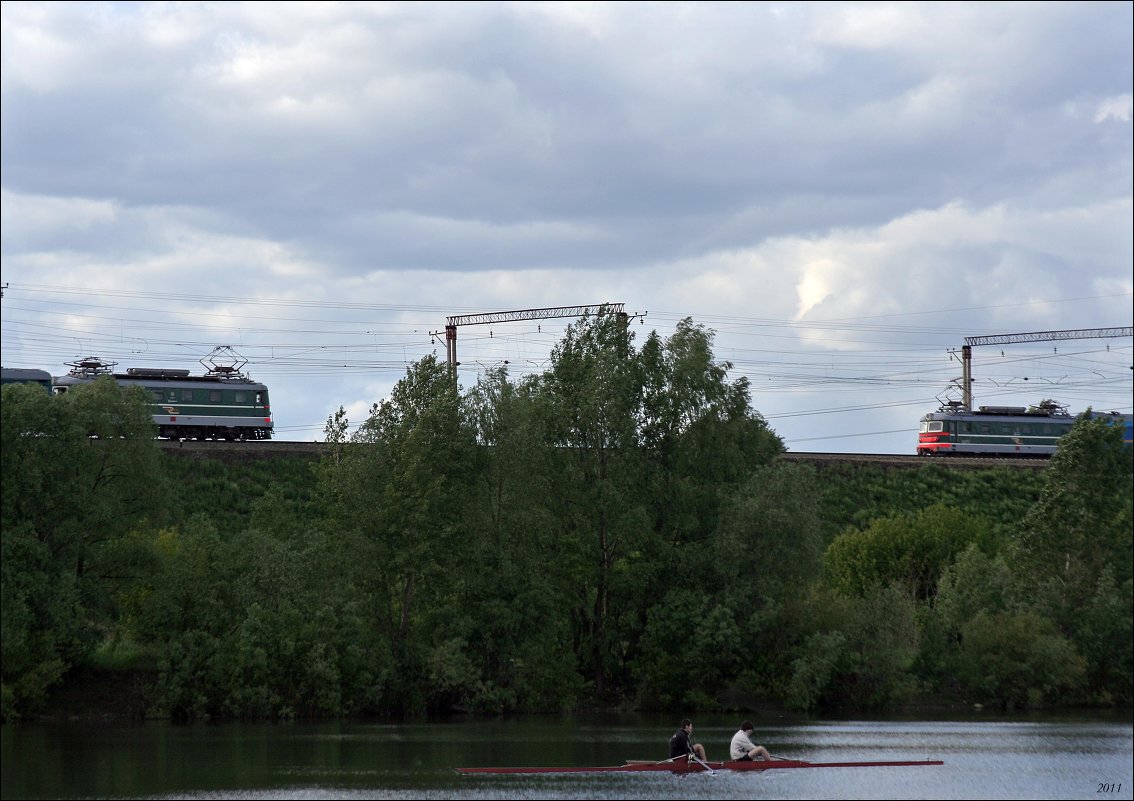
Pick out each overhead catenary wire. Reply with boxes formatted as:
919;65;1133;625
3;283;1130;443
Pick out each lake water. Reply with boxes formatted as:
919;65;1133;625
2;712;1131;799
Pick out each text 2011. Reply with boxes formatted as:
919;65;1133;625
1096;783;1121;793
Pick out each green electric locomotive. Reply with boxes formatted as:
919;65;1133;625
52;349;273;441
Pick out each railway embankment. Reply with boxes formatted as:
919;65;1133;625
159;439;1049;471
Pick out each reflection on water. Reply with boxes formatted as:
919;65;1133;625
2;713;1131;800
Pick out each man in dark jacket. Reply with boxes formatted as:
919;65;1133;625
669;719;708;761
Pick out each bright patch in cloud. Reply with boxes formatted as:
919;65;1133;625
1095;94;1133;123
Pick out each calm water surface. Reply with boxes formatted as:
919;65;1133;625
2;713;1131;800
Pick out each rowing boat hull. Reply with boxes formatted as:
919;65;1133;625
456;758;943;775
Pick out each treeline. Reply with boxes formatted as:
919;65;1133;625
2;314;1130;721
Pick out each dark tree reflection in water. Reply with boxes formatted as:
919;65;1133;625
2;714;1131;800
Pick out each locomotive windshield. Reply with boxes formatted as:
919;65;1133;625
921;421;943;433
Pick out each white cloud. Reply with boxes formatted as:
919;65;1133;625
810;2;932;51
2;1;1130;452
0;4;83;92
1;190;118;235
1095;94;1133;123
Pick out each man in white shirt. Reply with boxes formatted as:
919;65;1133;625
730;720;773;761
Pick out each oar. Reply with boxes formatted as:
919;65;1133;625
690;753;715;775
623;755;685;766
770;753;805;763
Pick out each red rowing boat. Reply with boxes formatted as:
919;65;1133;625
456;757;943;775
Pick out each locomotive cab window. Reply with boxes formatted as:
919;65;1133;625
235;391;246;404
922;421;943;433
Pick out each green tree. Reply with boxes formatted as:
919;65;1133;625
1013;412;1133;615
1011;412;1132;702
638;318;782;557
927;540;1100;709
708;462;824;697
634;589;741;709
714;462;823;605
1;378;163;720
1073;569;1133;704
787;583;918;712
320;355;477;714
451;367;582;711
624;320;783;703
131;516;236;719
920;543;1018;689
956;611;1086;709
824;503;996;601
540;310;648;698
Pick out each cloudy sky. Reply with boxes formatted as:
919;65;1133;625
2;1;1131;453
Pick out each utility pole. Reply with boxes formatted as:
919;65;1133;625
432;303;633;380
957;326;1132;409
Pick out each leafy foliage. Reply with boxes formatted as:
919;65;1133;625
956;611;1086;709
4;322;1130;721
1012;412;1133;610
786;583;918;711
1;379;164;720
824;504;997;601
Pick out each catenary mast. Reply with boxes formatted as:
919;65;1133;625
958;327;1132;410
433;303;631;379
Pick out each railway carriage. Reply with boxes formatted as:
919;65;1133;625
918;400;1132;456
1;367;53;390
52;356;273;441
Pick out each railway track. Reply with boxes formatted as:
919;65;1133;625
779;451;1048;469
157;439;325;460
158;440;1047;469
